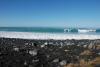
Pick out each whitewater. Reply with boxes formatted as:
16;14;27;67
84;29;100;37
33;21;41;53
0;31;100;40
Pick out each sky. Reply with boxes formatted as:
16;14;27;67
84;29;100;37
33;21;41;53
0;0;100;28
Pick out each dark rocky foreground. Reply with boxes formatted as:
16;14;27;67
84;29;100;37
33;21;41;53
0;38;100;67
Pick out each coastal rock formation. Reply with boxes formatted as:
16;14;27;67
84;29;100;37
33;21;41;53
0;38;100;67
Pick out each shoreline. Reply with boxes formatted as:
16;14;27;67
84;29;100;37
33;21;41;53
0;31;100;40
1;37;100;40
0;37;100;47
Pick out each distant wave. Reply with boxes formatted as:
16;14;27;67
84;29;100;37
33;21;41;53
78;29;96;33
64;28;99;33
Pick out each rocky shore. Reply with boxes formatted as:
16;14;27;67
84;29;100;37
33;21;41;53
0;38;100;67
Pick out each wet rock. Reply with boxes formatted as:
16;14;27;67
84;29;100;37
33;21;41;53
24;61;28;66
98;52;100;55
44;42;48;45
64;49;69;52
13;46;19;52
32;59;39;63
59;60;67;66
29;49;37;56
41;45;45;48
53;58;59;63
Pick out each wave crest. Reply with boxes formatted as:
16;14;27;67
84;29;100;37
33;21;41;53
64;28;97;33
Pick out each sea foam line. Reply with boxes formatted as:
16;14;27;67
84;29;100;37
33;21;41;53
0;31;100;40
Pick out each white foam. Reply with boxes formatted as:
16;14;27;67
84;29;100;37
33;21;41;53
78;29;96;33
0;31;100;40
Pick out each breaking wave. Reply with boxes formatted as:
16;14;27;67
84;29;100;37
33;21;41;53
64;28;100;33
0;31;100;40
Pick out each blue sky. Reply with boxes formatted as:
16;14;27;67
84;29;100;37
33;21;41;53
0;0;100;28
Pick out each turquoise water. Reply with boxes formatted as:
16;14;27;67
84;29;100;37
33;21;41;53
0;27;64;33
0;27;100;35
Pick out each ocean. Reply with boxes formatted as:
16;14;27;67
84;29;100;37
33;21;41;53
0;27;100;40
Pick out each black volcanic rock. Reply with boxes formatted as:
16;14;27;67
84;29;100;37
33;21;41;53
0;38;100;67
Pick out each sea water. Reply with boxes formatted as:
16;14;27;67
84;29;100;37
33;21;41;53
0;27;100;40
